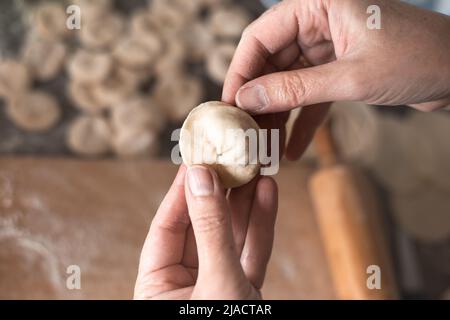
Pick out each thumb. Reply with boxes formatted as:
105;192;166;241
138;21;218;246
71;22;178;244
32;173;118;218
185;166;244;284
236;61;360;114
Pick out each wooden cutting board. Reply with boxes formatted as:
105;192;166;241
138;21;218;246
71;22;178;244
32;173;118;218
0;158;333;299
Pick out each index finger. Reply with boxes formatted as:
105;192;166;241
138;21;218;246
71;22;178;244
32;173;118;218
222;1;299;104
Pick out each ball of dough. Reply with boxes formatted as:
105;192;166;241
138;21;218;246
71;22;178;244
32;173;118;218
31;3;70;41
130;11;161;39
111;96;167;132
180;101;261;188
71;0;112;22
148;1;188;34
22;36;67;81
68;81;107;114
79;14;125;50
151;0;200;17
206;42;235;84
6;91;61;132
0;60;31;102
67;115;111;157
112;128;159;158
92;67;138;108
183;22;214;62
154;41;186;77
154;74;204;122
67;50;112;84
113;37;160;70
208;6;251;39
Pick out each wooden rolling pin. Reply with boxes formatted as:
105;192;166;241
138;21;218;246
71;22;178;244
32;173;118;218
309;119;398;300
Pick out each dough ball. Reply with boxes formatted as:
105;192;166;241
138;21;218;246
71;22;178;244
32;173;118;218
6;91;61;132
71;0;112;22
112;128;159;158
92;67;138;108
0;60;31;102
206;42;236;84
111;96;167;133
208;6;251;39
149;0;189;34
67;50;112;84
67;115;112;157
113;37;160;70
154;74;204;122
182;22;214;62
79;13;125;50
22;36;67;81
154;40;186;77
180;101;261;188
68;81;107;114
31;2;70;41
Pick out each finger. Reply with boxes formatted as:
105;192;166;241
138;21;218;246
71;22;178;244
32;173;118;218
409;98;450;111
228;177;259;255
286;103;331;161
137;165;189;275
181;225;198;269
222;0;299;104
241;177;278;289
235;60;358;114
184;166;244;284
268;42;301;71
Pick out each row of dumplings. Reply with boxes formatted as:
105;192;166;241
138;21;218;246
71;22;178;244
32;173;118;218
0;0;252;157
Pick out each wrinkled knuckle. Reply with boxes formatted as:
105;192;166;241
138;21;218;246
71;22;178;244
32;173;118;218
280;74;308;107
192;212;227;233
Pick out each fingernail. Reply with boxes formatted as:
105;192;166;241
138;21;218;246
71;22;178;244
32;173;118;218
236;85;268;111
187;166;214;197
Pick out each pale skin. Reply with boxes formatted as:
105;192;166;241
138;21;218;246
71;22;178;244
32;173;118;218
135;0;450;300
134;165;278;299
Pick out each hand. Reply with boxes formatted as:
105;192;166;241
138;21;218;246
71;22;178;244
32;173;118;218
223;0;450;160
134;165;278;300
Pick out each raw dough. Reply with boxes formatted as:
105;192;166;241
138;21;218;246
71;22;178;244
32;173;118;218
111;96;167;133
68;81;107;114
67;50;112;84
112;128;159;158
113;37;160;70
22;37;67;81
154;74;203;122
206;42;235;84
79;14;125;49
92;68;138;108
7;91;61;132
208;6;251;39
180;101;261;188
31;2;70;41
67;115;112;157
0;60;31;102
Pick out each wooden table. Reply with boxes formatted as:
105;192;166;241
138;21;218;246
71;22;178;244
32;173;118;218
0;158;333;299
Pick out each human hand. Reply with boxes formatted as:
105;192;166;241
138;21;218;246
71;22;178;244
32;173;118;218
223;0;450;160
134;165;278;300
